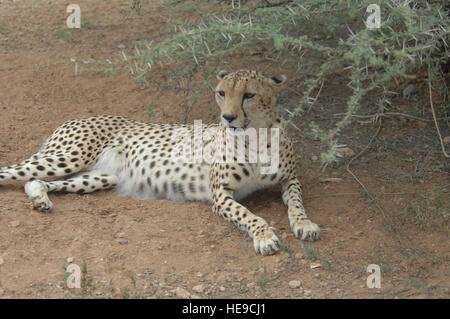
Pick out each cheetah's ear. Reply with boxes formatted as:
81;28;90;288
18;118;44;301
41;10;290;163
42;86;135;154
269;74;287;86
216;70;229;80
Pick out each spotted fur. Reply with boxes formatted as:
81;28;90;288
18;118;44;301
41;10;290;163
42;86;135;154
0;70;320;255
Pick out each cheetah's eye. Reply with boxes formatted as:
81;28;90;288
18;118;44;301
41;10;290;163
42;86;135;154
243;93;255;100
217;91;225;97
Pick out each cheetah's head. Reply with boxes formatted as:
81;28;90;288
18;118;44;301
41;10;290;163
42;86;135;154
214;70;287;130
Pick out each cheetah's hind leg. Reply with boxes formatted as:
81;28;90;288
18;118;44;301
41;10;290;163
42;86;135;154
0;152;84;211
0;153;41;183
24;171;118;212
0;150;116;212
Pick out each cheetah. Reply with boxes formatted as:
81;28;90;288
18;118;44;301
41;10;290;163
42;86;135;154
0;69;320;255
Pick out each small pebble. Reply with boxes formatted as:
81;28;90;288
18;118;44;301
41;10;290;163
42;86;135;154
173;287;190;299
10;220;20;227
310;263;322;269
295;253;304;259
337;147;355;158
192;284;206;293
288;280;301;289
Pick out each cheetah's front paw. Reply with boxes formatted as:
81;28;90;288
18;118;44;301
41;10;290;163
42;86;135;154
24;181;53;212
253;226;280;256
291;219;320;241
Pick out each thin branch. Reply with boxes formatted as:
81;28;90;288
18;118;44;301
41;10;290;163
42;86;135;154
428;74;449;158
346;119;386;218
258;0;293;9
307;79;325;112
333;112;448;122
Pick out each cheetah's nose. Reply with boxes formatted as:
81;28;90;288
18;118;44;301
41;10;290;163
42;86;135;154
222;114;237;123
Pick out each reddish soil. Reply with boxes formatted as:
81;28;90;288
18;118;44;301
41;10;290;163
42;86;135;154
0;0;448;298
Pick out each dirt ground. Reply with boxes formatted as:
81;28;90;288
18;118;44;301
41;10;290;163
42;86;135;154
0;0;448;299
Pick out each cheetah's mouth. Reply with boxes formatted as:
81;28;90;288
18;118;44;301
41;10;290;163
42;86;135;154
228;119;249;131
228;125;247;133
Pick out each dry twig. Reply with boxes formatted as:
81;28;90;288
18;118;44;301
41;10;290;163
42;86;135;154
428;74;449;158
307;79;325;112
